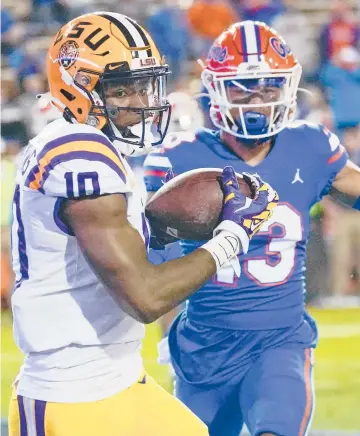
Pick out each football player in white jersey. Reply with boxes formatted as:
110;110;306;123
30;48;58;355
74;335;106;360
8;12;278;436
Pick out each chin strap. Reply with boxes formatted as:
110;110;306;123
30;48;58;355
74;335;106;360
235;135;270;148
107;120;154;157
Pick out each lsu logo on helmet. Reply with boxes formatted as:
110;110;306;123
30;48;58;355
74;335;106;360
47;13;171;156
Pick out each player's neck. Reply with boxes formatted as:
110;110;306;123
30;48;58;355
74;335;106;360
220;131;274;167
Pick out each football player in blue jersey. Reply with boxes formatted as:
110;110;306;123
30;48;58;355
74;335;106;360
143;21;360;436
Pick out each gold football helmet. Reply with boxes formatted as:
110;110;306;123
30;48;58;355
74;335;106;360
47;12;171;155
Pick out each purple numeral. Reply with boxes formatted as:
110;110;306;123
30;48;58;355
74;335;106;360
13;185;29;288
64;171;100;197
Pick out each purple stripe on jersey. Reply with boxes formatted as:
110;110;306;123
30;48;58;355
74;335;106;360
35;399;46;436
53;198;75;236
254;24;262;60
17;396;28;436
14;185;29;284
38;133;119;161
240;26;248;62
25;167;38;190
33;151;126;195
25;133;122;188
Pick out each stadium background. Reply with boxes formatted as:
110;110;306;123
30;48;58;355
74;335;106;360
1;0;360;434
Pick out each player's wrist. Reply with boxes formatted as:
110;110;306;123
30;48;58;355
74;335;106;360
201;230;243;277
214;220;249;254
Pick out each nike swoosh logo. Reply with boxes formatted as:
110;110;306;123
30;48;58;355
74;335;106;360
106;63;125;70
250;221;259;232
233;197;253;213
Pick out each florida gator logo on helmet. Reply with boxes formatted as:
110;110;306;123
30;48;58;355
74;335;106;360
201;20;302;142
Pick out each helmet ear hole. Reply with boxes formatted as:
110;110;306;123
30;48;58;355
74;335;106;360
60;89;75;102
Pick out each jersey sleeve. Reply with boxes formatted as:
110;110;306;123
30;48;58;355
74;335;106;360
143;148;172;192
315;125;349;200
24;133;130;198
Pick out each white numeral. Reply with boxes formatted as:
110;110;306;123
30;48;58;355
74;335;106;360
215;203;303;287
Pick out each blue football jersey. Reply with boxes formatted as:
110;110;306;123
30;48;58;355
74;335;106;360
143;122;348;330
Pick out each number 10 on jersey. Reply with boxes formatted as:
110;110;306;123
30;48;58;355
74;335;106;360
64;171;100;197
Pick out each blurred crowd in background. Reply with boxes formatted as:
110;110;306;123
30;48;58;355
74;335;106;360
1;0;360;307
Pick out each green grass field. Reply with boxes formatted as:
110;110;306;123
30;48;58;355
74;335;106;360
2;308;360;431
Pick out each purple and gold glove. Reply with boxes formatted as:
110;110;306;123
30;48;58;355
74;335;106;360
218;167;279;250
201;166;278;277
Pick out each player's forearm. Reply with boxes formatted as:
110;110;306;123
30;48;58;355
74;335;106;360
76;217;217;324
65;194;243;324
332;161;360;209
329;187;360;211
142;248;217;322
131;222;247;322
91;249;216;324
121;227;246;323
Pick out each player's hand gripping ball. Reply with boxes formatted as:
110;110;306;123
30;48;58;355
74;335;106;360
145;167;273;242
220;167;279;240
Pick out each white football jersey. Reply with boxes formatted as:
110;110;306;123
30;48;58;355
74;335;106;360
11;118;150;402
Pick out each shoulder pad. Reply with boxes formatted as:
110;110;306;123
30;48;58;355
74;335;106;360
22;127;129;198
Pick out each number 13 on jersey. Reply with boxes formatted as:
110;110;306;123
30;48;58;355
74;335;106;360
215;203;303;287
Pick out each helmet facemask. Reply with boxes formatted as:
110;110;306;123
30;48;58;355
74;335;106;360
74;65;171;156
202;64;302;141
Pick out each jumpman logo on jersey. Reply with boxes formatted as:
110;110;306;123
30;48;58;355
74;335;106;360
292;168;304;184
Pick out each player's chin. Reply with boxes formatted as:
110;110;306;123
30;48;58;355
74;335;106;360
116;119;142;130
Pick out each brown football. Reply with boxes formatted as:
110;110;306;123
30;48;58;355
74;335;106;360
145;168;254;242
